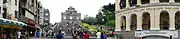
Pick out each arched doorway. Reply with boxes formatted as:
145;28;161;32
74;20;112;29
121;16;126;30
143;35;169;39
175;11;180;30
130;14;137;30
160;11;169;30
142;12;150;30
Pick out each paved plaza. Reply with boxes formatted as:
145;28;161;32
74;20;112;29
28;36;114;39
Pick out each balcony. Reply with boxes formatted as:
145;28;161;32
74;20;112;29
117;3;180;13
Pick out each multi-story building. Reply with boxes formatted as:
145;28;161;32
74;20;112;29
0;0;28;37
38;2;43;28
115;0;180;39
44;9;50;26
2;0;19;20
39;7;50;28
19;0;41;36
38;2;50;32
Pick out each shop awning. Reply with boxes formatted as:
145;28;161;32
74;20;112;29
0;18;27;27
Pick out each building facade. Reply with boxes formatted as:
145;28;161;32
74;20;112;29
53;6;82;35
0;0;46;37
18;0;42;36
115;0;180;39
38;4;50;28
61;6;81;31
2;0;19;20
44;9;50;26
0;0;2;18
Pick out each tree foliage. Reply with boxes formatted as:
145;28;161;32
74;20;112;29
96;3;115;27
95;12;104;25
82;16;97;25
81;23;110;35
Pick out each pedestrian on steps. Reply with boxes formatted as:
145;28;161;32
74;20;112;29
72;31;77;39
96;30;101;39
84;31;89;39
79;31;84;39
101;32;107;39
56;30;64;39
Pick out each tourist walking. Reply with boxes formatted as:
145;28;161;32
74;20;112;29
101;32;107;39
111;31;114;37
84;31;89;39
7;32;12;39
17;31;21;39
79;31;84;39
1;33;4;39
56;30;64;39
96;30;101;39
36;31;40;38
72;31;77;39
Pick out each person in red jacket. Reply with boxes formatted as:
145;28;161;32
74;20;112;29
84;31;89;39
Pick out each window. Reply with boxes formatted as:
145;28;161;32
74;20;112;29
77;17;79;20
120;0;126;9
45;13;48;16
141;0;150;4
129;0;137;7
15;11;18;18
31;0;34;6
70;12;72;14
45;18;48;20
70;16;72;19
64;17;66;19
3;0;7;4
15;0;17;6
3;8;7;18
0;7;1;14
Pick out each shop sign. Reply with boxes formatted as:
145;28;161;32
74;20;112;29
135;30;178;37
144;31;166;34
28;19;35;26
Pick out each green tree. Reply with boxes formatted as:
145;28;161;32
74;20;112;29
100;3;115;27
82;16;97;25
95;12;104;25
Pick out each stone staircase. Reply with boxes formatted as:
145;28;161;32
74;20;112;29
117;30;135;39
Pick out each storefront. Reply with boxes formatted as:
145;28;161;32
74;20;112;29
0;18;27;39
26;19;36;36
26;19;40;36
135;30;178;39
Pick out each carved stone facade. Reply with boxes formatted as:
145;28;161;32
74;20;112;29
115;0;180;39
53;7;82;35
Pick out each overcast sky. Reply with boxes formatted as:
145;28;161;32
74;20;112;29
38;0;115;24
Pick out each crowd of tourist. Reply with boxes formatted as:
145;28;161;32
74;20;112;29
53;30;114;39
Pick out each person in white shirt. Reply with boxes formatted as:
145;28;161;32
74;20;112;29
17;31;21;39
96;30;101;39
